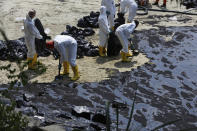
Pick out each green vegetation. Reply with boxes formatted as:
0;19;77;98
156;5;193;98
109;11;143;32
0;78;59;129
0;27;46;130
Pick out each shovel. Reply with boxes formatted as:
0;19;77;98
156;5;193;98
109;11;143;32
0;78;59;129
55;57;63;80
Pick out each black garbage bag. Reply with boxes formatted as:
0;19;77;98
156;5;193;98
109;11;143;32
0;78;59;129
77;11;99;28
83;28;95;36
90;11;100;17
9;39;27;60
114;13;125;31
77;18;88;28
86;48;99;56
181;0;197;9
107;32;122;56
34;18;51;57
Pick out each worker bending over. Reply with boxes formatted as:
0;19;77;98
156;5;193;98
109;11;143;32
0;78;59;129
101;0;116;31
98;6;111;57
24;9;43;69
46;35;80;81
119;0;138;23
115;20;139;62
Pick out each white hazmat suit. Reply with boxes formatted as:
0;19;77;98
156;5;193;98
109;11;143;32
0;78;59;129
120;0;138;23
115;21;136;53
101;0;116;29
54;35;77;67
24;14;43;59
98;6;111;56
53;35;79;81
115;21;136;62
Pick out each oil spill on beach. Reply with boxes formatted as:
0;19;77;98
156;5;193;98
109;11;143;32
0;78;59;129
1;26;197;130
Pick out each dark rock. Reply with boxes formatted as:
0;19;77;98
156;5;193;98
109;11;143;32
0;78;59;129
90;123;102;131
112;101;127;109
38;91;45;96
40;121;56;127
25;126;45;131
57;113;72;119
92;113;106;124
16;99;25;108
71;106;91;120
20;107;36;116
23;93;35;102
72;126;86;130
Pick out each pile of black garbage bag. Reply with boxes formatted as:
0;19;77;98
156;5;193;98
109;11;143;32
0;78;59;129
77;11;100;28
61;25;99;58
181;0;197;9
0;38;27;60
0;37;51;61
77;11;126;30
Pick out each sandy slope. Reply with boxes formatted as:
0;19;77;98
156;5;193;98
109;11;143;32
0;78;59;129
0;0;149;84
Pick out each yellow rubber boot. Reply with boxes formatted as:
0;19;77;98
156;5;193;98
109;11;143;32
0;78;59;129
103;47;107;54
71;65;80;81
27;57;35;70
61;61;69;75
32;54;38;67
127;46;132;57
121;51;130;62
126;51;133;57
99;46;105;57
111;26;115;31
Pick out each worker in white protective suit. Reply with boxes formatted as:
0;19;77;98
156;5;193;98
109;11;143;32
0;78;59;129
115;20;139;62
119;0;138;23
46;35;80;81
24;9;43;69
98;6;111;57
101;0;116;31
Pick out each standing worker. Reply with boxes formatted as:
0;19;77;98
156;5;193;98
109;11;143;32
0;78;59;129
115;20;139;62
46;35;80;81
98;6;111;57
152;0;166;8
119;0;138;23
101;0;116;31
24;9;43;69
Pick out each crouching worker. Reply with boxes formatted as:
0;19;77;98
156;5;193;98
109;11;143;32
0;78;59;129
46;35;80;81
115;20;139;62
98;6;111;57
24;9;43;69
